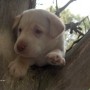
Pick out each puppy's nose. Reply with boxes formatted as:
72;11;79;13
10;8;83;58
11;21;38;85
17;41;26;52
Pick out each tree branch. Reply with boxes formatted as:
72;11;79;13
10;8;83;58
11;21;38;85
55;0;76;16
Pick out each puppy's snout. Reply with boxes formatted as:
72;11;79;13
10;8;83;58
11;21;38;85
17;41;26;52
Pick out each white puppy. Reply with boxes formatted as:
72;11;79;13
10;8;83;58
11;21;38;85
8;9;65;78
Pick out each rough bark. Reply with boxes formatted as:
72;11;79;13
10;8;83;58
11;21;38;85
0;0;90;90
0;0;36;90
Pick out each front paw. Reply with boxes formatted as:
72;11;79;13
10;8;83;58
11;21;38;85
8;60;28;78
46;52;66;66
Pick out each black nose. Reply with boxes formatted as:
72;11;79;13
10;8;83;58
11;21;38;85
17;41;26;52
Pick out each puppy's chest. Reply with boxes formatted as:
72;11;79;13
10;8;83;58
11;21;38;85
35;57;47;66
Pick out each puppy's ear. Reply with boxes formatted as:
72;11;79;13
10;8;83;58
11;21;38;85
48;14;65;38
12;14;22;41
12;14;22;29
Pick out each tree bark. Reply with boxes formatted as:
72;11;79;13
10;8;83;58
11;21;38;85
0;0;36;90
0;0;90;90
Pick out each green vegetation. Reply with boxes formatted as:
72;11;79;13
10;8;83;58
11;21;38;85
47;6;90;50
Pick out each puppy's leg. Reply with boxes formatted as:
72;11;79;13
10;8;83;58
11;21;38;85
8;57;33;78
46;49;66;66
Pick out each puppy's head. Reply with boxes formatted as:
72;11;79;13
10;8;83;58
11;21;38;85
13;9;65;58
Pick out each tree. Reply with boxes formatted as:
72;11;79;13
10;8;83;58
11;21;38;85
60;9;90;50
55;0;76;16
0;0;90;90
0;0;36;90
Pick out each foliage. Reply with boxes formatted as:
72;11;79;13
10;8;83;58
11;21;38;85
60;9;90;50
47;6;56;13
47;6;90;50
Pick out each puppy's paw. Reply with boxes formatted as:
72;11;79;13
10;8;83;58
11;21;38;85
8;60;28;78
46;52;66;66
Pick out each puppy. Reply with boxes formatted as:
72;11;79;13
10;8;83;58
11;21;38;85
8;9;65;78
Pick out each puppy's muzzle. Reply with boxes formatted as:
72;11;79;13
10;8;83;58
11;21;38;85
17;41;26;52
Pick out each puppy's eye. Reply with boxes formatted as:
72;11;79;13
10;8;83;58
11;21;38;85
34;29;43;38
18;28;22;33
35;29;42;35
17;28;22;36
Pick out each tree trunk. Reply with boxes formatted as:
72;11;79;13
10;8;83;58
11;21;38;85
0;0;36;90
0;1;90;90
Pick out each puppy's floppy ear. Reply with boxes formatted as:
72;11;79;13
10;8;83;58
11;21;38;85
12;14;22;29
12;14;22;41
48;14;65;38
